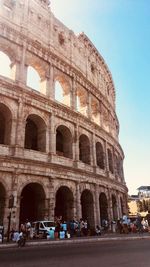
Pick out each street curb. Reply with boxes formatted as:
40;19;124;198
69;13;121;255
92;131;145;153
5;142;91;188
1;234;150;249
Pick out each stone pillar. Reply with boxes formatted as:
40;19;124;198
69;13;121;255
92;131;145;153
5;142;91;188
104;141;109;173
16;43;27;85
91;133;96;168
73;124;79;167
44;198;50;220
117;193;122;219
10;118;17;146
71;77;77;111
49;113;55;155
76;182;81;220
48;180;55;220
87;91;92;119
47;63;54;100
15;98;24;156
45;118;50;154
107;187;113;225
94;184;100;226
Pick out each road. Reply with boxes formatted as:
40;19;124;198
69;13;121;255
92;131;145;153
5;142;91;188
0;239;150;267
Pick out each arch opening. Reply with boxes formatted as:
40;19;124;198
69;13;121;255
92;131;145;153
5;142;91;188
76;87;88;116
99;192;108;225
107;148;114;174
55;186;74;221
24;114;46;152
56;125;73;158
0;103;12;145
81;189;94;228
96;142;105;169
54;79;71;107
79;134;90;164
91;97;100;125
19;183;46;224
0;51;13;79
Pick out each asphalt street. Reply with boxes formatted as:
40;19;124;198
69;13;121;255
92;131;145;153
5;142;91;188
0;238;150;267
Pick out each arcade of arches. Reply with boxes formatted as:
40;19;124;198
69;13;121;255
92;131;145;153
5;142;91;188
0;1;128;233
0;181;126;230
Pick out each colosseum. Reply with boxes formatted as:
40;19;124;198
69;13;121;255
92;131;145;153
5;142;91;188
0;0;128;232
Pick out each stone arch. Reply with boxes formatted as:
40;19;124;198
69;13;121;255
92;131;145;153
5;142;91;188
54;75;71;107
0;182;6;224
56;125;73;158
91;96;100;125
0;51;15;80
81;189;94;228
99;192;108;224
79;134;90;164
19;182;46;223
0;103;12;145
112;194;118;221
76;86;88;116
96;142;105;169
55;186;74;221
24;114;46;152
107;148;114;174
26;53;48;95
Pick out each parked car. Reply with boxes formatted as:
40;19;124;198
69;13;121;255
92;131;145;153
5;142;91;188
32;221;55;238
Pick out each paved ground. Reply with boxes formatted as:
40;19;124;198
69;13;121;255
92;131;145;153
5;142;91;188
1;238;150;267
0;232;150;249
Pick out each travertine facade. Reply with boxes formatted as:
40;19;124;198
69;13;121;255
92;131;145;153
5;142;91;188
0;0;128;231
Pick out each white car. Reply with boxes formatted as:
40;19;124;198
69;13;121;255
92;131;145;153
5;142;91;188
32;221;55;238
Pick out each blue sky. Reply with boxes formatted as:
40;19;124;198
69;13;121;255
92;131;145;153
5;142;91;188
51;0;150;195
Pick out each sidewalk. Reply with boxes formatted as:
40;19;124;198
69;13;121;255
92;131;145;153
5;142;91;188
1;232;150;249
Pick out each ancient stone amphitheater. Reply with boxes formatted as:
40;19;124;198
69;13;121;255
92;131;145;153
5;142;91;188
0;0;128;231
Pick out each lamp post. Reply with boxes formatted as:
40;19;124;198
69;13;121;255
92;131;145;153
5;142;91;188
7;194;14;242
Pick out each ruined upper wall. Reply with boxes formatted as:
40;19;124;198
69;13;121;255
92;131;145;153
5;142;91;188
0;0;116;108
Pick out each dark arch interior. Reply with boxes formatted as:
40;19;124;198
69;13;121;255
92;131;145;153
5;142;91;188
55;186;74;221
79;135;90;164
24;115;46;152
56;126;73;158
112;195;117;220
99;193;108;224
108;149;113;174
96;142;104;169
56;130;63;154
0;104;12;145
0;183;6;224
19;183;45;224
25;118;38;150
81;189;94;228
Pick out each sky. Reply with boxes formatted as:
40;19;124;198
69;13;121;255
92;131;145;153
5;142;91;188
51;0;150;195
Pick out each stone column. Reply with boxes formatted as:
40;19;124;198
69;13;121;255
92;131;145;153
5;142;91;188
91;133;96;168
75;182;81;220
104;141;109;173
49;113;56;155
48;179;55;220
15;98;24;156
47;63;54;100
87;91;92;119
107;187;113;225
16;43;27;85
73;124;79;167
94;184;100;226
71;77;77;111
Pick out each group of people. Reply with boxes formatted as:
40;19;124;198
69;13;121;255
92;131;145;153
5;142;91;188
11;219;31;245
47;217;90;240
116;213;149;234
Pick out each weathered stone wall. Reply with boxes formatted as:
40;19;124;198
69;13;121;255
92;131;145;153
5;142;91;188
0;0;128;231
